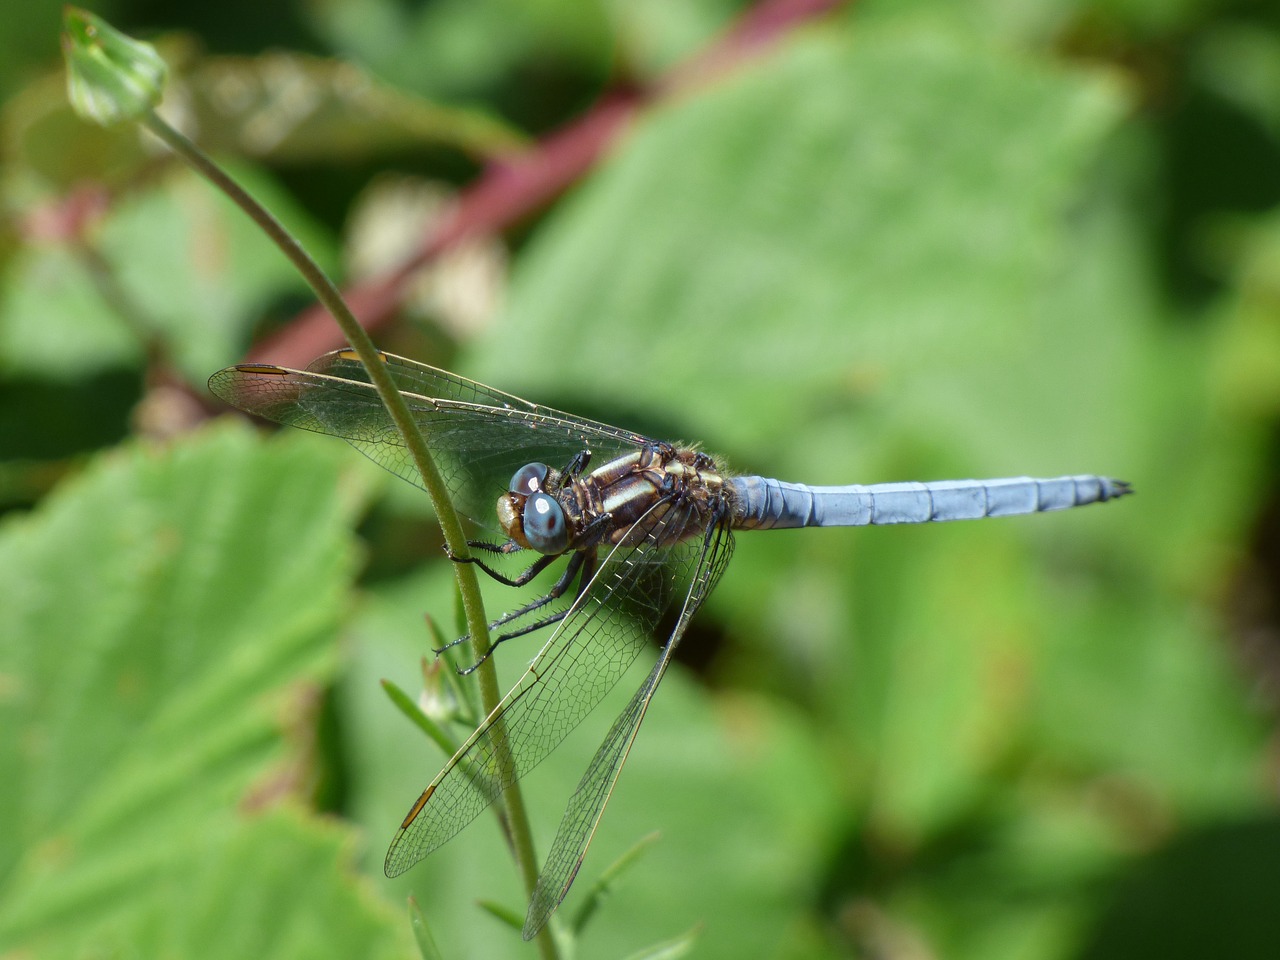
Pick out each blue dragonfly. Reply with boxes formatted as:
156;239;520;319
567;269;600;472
210;348;1130;938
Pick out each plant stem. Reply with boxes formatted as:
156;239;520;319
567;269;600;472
140;111;557;958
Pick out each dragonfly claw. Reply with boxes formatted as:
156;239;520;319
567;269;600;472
453;647;494;676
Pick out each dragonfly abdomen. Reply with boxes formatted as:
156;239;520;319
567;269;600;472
729;474;1131;530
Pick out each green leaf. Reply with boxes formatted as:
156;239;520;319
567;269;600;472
0;164;334;383
0;423;371;956
182;51;526;163
619;924;702;960
478;22;1130;460
129;809;412;959
476;899;525;931
1077;816;1280;960
0;241;142;381
308;0;614;100
569;831;661;936
408;896;446;960
1191;24;1280;140
345;562;840;958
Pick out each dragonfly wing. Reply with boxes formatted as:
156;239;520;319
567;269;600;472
208;355;648;531
311;349;650;450
383;494;726;878
522;513;736;939
525;655;669;939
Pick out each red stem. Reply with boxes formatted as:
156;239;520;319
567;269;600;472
246;0;850;366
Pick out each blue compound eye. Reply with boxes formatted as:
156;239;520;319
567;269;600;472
523;492;569;554
509;462;550;496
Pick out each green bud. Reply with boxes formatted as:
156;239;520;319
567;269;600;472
62;7;168;125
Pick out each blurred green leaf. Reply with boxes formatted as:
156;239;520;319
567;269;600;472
842;527;1046;836
605;0;742;80
340;564;841;959
1191;24;1280;141
856;0;1079;44
180;50;527;163
1077;815;1280;960
619;923;702;960
1211;210;1280;416
306;0;614;102
127;808;413;959
0;423;373;956
0;242;143;379
0;163;334;382
476;898;525;931
1032;590;1267;811
407;896;446;960
5;68;156;189
479;21;1132;460
569;831;661;936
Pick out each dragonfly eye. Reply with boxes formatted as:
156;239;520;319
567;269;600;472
523;492;569;554
510;462;551;496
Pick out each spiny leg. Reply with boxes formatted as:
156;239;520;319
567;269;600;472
448;544;559;588
487;551;587;630
455;553;599;675
455;611;571;677
441;550;596;672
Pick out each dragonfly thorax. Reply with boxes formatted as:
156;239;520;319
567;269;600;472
497;447;727;557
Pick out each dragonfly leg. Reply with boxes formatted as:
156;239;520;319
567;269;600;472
560;449;592;479
457;614;579;676
450;550;597;674
572;512;615;549
454;538;523;556
489;551;586;626
449;547;558;588
431;553;567;657
455;611;568;675
440;549;593;671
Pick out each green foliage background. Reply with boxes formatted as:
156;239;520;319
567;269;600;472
3;1;1279;958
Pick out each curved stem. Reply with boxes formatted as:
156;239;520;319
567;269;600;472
141;111;557;957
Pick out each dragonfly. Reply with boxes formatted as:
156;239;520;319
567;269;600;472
209;348;1131;939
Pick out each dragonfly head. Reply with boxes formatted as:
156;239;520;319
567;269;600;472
497;462;571;555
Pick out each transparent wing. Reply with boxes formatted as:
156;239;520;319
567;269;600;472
522;513;735;939
310;350;651;447
383;495;729;881
207;349;651;531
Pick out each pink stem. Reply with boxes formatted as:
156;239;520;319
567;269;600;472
247;0;851;366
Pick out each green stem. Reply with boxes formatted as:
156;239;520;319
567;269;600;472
140;111;557;958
